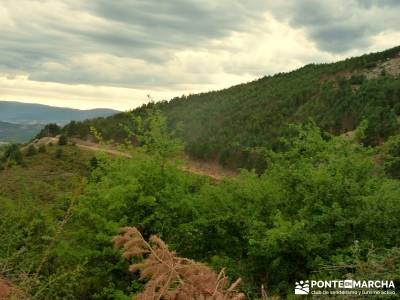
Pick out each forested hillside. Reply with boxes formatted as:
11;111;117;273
62;46;400;171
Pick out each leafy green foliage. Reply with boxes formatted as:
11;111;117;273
26;145;37;157
2;124;399;298
55;148;63;159
133;110;184;162
58;135;68;146
36;123;61;139
1;144;24;166
382;134;400;178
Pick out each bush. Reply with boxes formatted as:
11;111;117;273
365;61;377;69
58;135;68;146
89;156;98;169
349;74;366;85
1;144;24;166
38;145;46;153
36;123;61;138
55;148;63;159
383;134;400;178
26;145;37;156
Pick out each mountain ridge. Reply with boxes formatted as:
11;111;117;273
0;101;119;125
0;101;120;143
0;121;43;143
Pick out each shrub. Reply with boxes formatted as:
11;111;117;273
26;145;37;157
55;148;63;159
36;123;61;138
383;134;400;178
349;74;366;85
58;135;68;146
38;145;46;153
89;156;98;169
1;144;24;166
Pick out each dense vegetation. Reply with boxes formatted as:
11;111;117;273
2;46;400;299
60;46;400;171
2;120;400;299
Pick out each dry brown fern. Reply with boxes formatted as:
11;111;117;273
113;227;246;300
0;277;27;300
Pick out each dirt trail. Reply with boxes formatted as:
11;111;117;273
182;157;237;180
30;137;236;181
73;139;132;158
71;139;235;181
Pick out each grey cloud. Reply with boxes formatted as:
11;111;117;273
308;24;370;53
0;0;399;89
267;0;400;53
86;0;263;39
357;0;400;8
0;0;268;87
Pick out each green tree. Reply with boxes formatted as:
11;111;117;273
382;134;400;178
58;135;68;146
89;156;98;170
134;110;184;165
36;123;61;138
1;144;24;166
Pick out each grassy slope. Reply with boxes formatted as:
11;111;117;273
0;145;92;203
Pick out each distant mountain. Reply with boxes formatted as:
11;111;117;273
0;101;119;125
0;101;119;143
0;121;44;143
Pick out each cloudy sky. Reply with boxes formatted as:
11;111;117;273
0;0;399;110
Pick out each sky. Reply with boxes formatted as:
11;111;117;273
0;0;399;111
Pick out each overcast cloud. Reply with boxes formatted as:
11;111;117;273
0;0;399;110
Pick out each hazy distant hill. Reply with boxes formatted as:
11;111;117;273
0;121;44;143
0;101;119;143
0;101;119;125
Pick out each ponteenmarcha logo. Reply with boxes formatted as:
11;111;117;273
295;280;310;294
294;279;396;296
